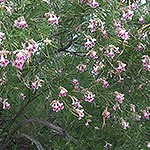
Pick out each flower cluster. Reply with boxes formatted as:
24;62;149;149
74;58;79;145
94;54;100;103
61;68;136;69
141;55;150;71
12;49;30;70
76;64;87;73
116;61;126;73
14;16;28;29
0;50;10;67
70;96;84;120
84;90;95;103
71;79;79;90
92;60;105;75
114;91;124;103
80;0;99;8
59;86;68;97
50;100;64;112
0;32;5;42
22;39;39;54
45;12;60;25
121;118;130;130
31;76;44;90
84;35;96;48
0;97;11;110
86;50;98;59
97;78;109;88
104;45;120;59
88;18;105;33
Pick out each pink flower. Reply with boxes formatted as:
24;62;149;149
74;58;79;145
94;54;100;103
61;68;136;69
18;93;26;100
139;16;144;24
84;91;95;102
130;104;136;112
0;0;5;4
86;50;98;59
85;36;96;48
14;16;28;29
113;103;120;111
70;96;82;108
75;108;84;120
85;119;92;127
50;100;64;112
127;10;134;20
31;76;44;90
135;114;141;121
45;12;60;25
114;19;122;28
71;79;79;86
147;142;150;149
59;86;68;97
92;61;105;75
114;91;124;103
87;0;99;8
0;50;10;67
121;118;130;130
11;49;30;70
116;61;126;73
76;64;87;73
129;3;137;11
22;39;39;54
142;109;149;119
103;110;110;119
103;80;109;88
0;32;5;40
117;28;130;41
142;55;150;71
71;79;79;90
2;99;10;110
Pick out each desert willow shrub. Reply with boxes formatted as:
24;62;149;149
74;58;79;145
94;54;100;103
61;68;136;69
0;0;149;149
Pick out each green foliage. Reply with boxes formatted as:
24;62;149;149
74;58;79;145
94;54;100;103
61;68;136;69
0;0;150;149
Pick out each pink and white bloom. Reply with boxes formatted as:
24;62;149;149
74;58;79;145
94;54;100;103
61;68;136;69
75;108;84;120
50;100;64;112
76;64;87;73
85;119;92;127
70;96;82;108
116;28;130;41
0;50;10;67
86;50;98;59
0;0;5;4
84;90;95;102
92;61;105;75
71;79;79;90
14;16;28;29
121;118;130;130
0;32;5;41
85;36;96;48
45;12;60;25
139;16;144;24
31;76;44;90
59;86;68;97
97;78;109;88
113;103;120;111
102;110;110;119
129;3;137;11
116;61;126;73
22;39;39;54
88;0;99;8
2;99;10;110
12;49;30;70
141;55;150;71
114;91;124;103
142;109;149;119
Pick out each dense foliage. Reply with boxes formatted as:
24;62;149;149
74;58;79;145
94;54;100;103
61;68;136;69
0;0;149;149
